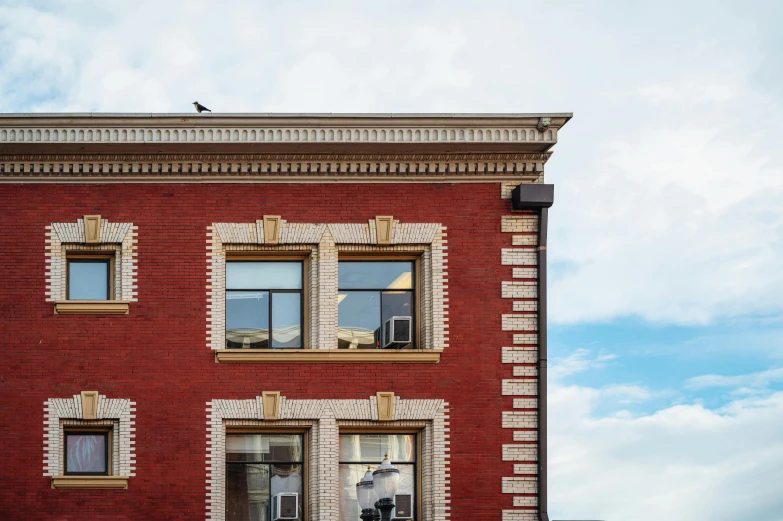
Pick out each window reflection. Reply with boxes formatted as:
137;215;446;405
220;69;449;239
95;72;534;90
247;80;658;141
65;432;108;475
226;262;303;349
338;262;415;349
338;434;416;521
226;434;304;521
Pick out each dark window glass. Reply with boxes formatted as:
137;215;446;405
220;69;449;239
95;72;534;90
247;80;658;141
338;262;414;349
226;262;303;349
339;434;416;521
67;259;110;300
381;291;412;324
226;434;304;521
64;432;108;475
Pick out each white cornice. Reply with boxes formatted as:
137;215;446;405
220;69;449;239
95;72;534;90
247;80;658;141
0;113;570;182
0;152;549;183
0;113;569;148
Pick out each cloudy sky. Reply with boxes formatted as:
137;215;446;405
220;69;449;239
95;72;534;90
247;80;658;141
2;1;782;519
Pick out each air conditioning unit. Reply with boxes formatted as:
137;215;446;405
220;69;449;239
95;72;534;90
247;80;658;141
271;493;298;521
381;316;412;349
392;493;413;519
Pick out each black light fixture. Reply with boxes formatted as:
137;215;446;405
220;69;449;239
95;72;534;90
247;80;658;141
372;453;400;521
511;183;554;210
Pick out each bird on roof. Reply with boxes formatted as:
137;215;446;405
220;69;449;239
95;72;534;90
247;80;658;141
193;101;211;113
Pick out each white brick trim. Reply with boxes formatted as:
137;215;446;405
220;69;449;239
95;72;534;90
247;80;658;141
206;221;448;351
501;204;539;517
43;393;136;477
206;396;450;521
45;218;138;301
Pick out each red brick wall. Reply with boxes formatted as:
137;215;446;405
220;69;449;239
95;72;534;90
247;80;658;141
0;182;516;520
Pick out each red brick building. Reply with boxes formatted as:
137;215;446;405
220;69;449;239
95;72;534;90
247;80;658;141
0;113;570;521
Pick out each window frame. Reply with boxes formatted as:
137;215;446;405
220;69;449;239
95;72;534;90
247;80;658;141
337;254;421;350
66;253;115;301
224;256;308;350
225;427;309;521
338;429;421;521
63;427;112;477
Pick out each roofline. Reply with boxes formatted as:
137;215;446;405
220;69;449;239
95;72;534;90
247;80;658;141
0;111;571;156
0;112;573;120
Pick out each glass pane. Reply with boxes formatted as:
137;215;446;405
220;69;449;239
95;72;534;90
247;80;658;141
339;464;364;521
382;291;413;322
66;433;106;473
68;260;109;300
226;291;269;349
338;292;380;349
227;435;303;463
272;293;301;348
226;463;269;521
338;262;413;290
270;464;303;495
227;262;302;290
339;434;415;463
339;463;415;521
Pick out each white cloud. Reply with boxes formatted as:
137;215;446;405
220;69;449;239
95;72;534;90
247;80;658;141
550;384;783;521
2;1;783;519
686;367;783;390
550;348;618;379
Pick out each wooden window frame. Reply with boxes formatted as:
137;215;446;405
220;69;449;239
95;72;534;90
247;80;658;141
66;253;115;301
215;250;442;363
338;429;422;521
51;424;128;490
337;253;422;350
55;249;130;315
224;253;310;350
224;427;310;521
63;426;112;476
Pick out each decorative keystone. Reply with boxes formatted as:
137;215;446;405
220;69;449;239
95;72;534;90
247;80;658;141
376;392;395;421
261;391;281;420
83;215;102;243
262;216;282;245
80;391;99;420
375;216;394;245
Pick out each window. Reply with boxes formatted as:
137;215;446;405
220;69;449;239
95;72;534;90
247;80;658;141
337;261;415;349
226;434;305;521
339;433;417;521
67;257;112;300
226;261;304;349
64;429;110;476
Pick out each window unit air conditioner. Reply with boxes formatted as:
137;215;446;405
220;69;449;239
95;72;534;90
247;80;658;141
271;493;298;521
392;493;414;520
381;316;412;349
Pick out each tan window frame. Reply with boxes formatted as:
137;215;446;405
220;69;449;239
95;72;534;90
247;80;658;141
224;426;310;521
224;252;311;350
338;427;423;521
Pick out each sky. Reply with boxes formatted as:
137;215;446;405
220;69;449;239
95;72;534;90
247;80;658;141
2;1;782;519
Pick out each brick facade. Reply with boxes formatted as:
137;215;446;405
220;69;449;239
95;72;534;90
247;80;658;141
0;113;568;520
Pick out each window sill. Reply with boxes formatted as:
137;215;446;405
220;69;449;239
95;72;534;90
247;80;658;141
215;349;442;364
51;476;129;489
54;301;130;314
